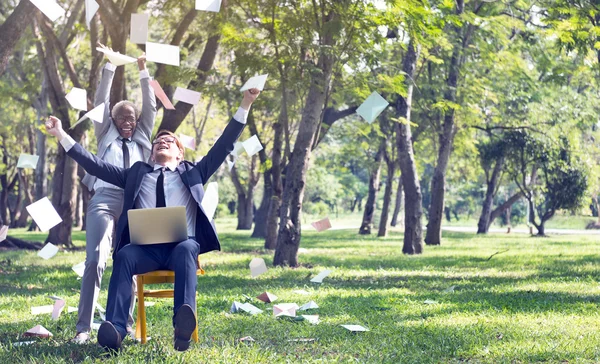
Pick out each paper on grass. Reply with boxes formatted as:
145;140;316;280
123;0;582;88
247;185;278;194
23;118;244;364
51;299;66;320
0;225;7;242
299;301;318;311
443;285;456;293
37;243;59;260
273;303;299;317
195;0;222;12
424;299;438;305
256;292;278;303
149;80;175;110
17;154;40;169
249;258;267;278
146;42;180;66
356;91;389;124
311;217;332;232
173;87;201;106
130;13;149;44
201;182;218;221
65;88;87;111
72;261;85;277
26;197;62;232
230;301;243;313
239;302;263;315
341;324;369;332
68;306;78;313
240;74;268;92
242;135;263;157
239;336;255;342
30;0;65;22
85;0;99;29
310;269;332;283
180;134;196;150
95;47;137;66
23;325;53;338
298;314;319;324
31;305;54;315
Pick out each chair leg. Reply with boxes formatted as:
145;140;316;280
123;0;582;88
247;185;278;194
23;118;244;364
192;300;198;342
136;277;147;344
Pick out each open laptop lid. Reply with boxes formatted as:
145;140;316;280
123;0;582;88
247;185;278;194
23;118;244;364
128;206;188;245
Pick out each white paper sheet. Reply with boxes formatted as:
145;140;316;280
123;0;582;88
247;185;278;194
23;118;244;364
230;301;243;313
242;135;263;157
201;182;218;221
72;261;85;277
26;197;62;232
179;134;196;150
257;292;278;303
149;80;175;109
85;0;99;29
37;243;59;260
310;269;332;283
146;42;180;66
23;324;53;338
95;47;137;66
311;217;332;232
356;91;389;124
173;87;201;105
299;315;320;324
0;225;7;242
299;301;319;310
31;305;54;315
226;159;235;171
240;74;268;92
130;13;149;44
239;302;263;315
72;103;106;130
67;306;78;313
341;324;369;332
231;142;244;158
249;258;267;277
51;299;66;320
273;303;299;317
17;153;39;169
195;0;222;12
65;88;87;111
30;0;65;22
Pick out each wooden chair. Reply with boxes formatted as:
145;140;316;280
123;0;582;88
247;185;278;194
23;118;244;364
135;256;205;344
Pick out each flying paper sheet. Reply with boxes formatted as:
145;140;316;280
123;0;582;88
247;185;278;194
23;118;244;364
310;269;332;283
0;225;7;242
298;315;319;325
256;292;278;303
299;301;319;311
26;197;62;232
146;42;180;66
273;303;299;317
240;74;268;92
85;0;99;29
30;0;65;22
91;322;101;331
201;182;218;221
311;217;332;232
149;80;175;110
130;13;149;44
23;325;53;338
195;0;222;12
95;47;137;66
180;134;196;150
226;159;235;171
72;103;105;130
341;324;369;332
72;261;86;277
231;142;244;158
37;243;59;260
239;302;263;315
356;91;389;124
65;88;88;111
173;87;201;106
242;135;263;157
17;153;39;169
249;258;267;278
51;299;66;320
31;305;54;315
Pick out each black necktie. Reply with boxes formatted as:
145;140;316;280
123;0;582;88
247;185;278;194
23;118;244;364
156;168;166;208
122;138;131;168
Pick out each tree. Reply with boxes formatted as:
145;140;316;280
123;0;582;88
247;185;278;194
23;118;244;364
0;0;37;76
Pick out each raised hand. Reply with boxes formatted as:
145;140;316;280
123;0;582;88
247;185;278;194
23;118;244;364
137;52;147;71
241;88;261;110
45;116;64;139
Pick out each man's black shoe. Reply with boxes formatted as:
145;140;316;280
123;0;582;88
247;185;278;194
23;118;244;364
98;321;122;351
173;304;196;351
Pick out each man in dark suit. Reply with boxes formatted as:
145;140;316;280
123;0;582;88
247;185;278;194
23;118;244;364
45;88;260;351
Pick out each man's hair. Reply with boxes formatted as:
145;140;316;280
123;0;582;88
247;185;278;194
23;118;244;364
153;130;184;155
111;100;141;120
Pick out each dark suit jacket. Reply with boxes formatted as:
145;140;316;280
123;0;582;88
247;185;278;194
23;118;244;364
67;118;245;257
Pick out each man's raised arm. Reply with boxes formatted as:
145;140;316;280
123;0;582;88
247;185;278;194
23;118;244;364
136;52;157;142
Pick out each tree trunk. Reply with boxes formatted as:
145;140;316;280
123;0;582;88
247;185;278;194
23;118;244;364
390;177;403;227
378;161;395;237
251;171;272;238
359;144;384;235
273;11;337;267
230;155;258;231
476;156;504;234
0;0;36;76
488;192;522;229
394;40;423;255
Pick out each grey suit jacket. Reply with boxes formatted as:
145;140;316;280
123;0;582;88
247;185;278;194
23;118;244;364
81;64;157;191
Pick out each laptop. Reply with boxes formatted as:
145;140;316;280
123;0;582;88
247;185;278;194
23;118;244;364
128;206;188;245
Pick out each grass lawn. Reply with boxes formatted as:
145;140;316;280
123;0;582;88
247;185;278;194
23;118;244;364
1;220;600;363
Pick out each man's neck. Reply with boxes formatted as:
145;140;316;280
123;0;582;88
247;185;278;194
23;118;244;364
154;159;179;170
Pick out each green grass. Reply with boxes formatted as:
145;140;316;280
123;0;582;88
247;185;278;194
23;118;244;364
2;221;600;363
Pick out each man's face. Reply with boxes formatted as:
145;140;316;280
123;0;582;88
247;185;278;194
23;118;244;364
113;105;137;139
152;135;183;164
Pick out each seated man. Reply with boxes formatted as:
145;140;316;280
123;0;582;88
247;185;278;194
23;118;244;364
45;88;260;351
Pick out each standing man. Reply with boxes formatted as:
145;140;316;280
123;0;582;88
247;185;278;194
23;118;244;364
46;88;260;352
73;45;157;344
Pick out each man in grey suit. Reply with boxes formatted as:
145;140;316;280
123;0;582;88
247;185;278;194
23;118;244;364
73;45;157;344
